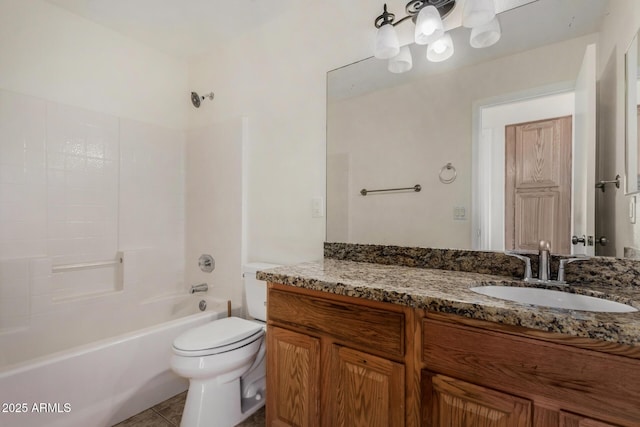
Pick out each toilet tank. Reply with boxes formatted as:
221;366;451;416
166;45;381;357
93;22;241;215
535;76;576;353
243;262;281;322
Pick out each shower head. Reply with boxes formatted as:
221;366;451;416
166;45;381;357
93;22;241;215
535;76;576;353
191;91;214;108
191;92;201;108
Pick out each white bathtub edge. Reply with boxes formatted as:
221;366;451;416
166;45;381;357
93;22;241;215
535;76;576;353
0;300;227;427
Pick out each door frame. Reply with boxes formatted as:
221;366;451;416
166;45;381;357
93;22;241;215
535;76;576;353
471;82;576;251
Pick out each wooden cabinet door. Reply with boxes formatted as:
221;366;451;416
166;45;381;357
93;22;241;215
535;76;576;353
267;326;320;427
560;412;621;427
327;345;405;427
423;373;532;427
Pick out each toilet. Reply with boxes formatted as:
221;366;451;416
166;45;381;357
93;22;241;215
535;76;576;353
170;262;279;427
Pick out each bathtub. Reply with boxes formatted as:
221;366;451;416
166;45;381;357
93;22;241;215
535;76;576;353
0;294;228;427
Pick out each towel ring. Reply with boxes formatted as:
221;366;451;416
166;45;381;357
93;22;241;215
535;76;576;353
439;163;457;184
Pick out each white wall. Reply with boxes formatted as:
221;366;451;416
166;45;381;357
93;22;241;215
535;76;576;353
185;118;244;309
597;0;640;256
119;119;186;299
0;0;189;130
187;2;381;265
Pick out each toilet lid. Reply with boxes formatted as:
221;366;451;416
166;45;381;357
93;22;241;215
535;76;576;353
173;317;264;352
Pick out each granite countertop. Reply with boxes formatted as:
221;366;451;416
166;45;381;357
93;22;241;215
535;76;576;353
257;258;640;347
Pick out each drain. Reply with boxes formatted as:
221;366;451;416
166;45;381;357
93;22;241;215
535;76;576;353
199;300;207;311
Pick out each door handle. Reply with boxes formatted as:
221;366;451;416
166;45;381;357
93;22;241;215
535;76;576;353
596;236;608;246
571;235;586;246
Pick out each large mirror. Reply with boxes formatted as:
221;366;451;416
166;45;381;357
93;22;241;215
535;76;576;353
625;30;640;195
327;0;608;255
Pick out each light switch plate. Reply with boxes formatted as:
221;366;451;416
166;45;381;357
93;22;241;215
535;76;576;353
312;196;324;218
453;206;466;220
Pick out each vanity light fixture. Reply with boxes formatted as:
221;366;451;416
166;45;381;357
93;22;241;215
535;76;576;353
470;17;501;48
388;45;413;73
374;4;401;59
374;0;501;73
461;0;496;28
414;5;445;45
427;32;454;62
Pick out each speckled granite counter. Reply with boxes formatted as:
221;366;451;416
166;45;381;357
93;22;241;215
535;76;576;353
325;242;640;287
257;259;640;347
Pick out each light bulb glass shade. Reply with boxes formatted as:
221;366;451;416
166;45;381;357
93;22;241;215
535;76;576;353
375;23;400;59
470;17;501;48
462;0;496;28
427;33;454;62
414;5;444;45
388;46;413;73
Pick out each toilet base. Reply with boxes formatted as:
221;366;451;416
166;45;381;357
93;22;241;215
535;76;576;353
240;381;265;415
181;377;261;427
171;319;267;426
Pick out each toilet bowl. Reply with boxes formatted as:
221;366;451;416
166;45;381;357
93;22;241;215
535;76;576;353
170;262;279;427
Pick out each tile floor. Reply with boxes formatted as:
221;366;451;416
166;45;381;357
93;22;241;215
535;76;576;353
113;391;265;427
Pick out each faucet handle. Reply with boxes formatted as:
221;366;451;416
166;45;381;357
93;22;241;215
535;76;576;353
539;240;551;251
537;240;551;282
557;257;588;283
505;252;532;281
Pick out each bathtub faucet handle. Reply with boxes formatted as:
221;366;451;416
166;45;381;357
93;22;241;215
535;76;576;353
190;283;208;294
198;254;215;273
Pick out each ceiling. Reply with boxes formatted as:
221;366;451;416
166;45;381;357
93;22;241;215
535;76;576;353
44;0;609;63
44;0;299;59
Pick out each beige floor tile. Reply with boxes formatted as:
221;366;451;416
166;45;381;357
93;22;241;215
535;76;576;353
153;391;187;425
236;406;265;427
112;408;173;427
112;392;265;427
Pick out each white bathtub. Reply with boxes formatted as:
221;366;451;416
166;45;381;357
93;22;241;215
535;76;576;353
0;294;228;427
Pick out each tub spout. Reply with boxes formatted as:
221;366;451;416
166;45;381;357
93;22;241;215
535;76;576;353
190;283;208;294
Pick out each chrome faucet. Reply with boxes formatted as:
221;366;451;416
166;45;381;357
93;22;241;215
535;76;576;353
505;252;533;281
538;240;551;282
190;283;208;294
557;257;588;283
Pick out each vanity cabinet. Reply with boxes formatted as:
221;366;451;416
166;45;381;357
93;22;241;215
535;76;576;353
267;326;320;426
266;284;411;427
266;283;640;427
559;413;621;427
421;316;638;427
422;372;532;427
421;372;623;427
328;345;405;426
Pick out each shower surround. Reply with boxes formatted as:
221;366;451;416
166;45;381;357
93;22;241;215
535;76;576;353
0;88;186;366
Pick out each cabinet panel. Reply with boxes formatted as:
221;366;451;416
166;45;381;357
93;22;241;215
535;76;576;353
423;373;531;427
560;412;621;427
533;406;560;427
422;318;640;424
269;288;404;358
328;345;405;427
267;326;320;427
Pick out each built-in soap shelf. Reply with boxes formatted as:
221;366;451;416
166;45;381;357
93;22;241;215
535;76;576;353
51;253;123;273
51;251;124;302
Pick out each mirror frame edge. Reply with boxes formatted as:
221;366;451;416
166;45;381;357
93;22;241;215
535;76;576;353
624;30;640;195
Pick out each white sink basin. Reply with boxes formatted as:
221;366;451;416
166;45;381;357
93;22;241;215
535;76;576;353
470;286;638;313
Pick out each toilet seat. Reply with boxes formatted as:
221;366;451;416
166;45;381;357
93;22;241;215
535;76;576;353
172;317;264;357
